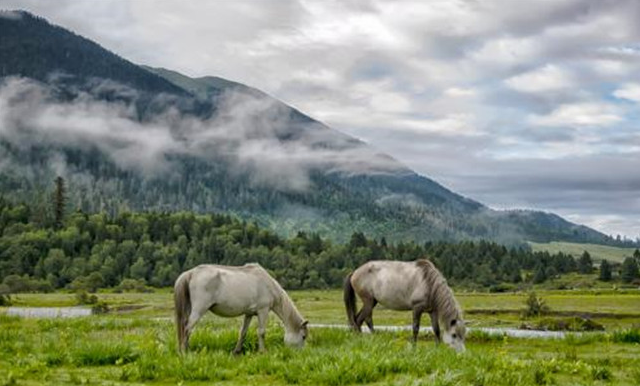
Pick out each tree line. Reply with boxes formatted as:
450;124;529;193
1;193;639;294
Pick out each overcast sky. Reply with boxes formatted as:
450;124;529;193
2;0;640;239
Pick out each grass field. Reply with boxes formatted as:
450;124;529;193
529;241;638;263
2;289;640;385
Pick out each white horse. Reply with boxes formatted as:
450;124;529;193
344;259;466;352
174;263;308;353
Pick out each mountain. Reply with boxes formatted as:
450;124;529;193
0;10;620;246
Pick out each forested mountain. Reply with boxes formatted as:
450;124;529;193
5;199;636;292
0;10;622;246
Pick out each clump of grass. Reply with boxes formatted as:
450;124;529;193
70;341;138;366
522;292;550;318
75;291;97;305
611;328;640;344
591;365;613;381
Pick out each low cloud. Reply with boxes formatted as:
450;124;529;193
2;0;640;237
0;76;405;192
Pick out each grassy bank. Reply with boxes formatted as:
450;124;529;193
1;290;640;385
1;314;640;386
7;289;640;329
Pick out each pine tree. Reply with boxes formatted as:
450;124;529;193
578;251;593;274
621;257;639;283
599;259;612;281
53;176;66;229
533;264;547;284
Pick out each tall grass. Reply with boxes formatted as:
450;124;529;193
1;316;639;385
611;328;640;343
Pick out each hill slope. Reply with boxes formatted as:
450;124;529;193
0;10;619;245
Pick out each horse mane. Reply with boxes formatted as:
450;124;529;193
253;264;305;331
275;289;305;331
416;259;463;324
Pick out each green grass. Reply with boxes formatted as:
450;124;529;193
2;290;640;385
1;314;640;386
529;241;638;263
7;288;640;329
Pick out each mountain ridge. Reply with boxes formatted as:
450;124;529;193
0;10;625;247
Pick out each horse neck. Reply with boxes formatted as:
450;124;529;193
271;285;304;332
431;282;461;325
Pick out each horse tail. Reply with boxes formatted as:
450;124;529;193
343;272;358;330
174;271;192;353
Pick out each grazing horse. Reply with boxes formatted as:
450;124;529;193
344;259;466;352
174;263;308;353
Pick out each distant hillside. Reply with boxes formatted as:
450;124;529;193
529;241;639;264
0;10;625;246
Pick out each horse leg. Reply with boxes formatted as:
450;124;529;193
184;306;207;351
256;308;269;352
354;310;363;332
430;311;441;344
233;315;253;355
412;307;423;344
365;299;377;332
355;296;374;332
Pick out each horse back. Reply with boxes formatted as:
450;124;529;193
188;264;279;316
351;260;426;310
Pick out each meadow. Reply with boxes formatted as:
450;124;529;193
1;289;640;385
529;242;638;264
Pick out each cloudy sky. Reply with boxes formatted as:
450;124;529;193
2;0;640;239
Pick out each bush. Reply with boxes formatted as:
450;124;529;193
0;294;11;306
611;329;640;344
68;272;105;293
2;275;53;293
489;283;516;293
114;278;152;293
522;292;550;318
91;301;110;314
521;317;604;332
75;290;98;305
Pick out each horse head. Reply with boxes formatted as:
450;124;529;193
284;320;309;348
442;318;466;352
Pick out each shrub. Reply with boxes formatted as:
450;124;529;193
521;317;604;332
611;328;640;344
75;290;98;305
522;292;550;318
114;278;152;293
68;272;105;293
91;301;110;314
488;283;516;293
0;294;11;306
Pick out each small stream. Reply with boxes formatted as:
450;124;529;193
2;308;592;338
5;307;93;318
309;323;576;339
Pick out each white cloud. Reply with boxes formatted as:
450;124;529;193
505;64;575;94
468;36;541;69
530;102;623;127
2;0;640;237
613;83;640;102
444;87;477;98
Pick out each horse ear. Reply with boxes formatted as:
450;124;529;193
301;320;309;327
